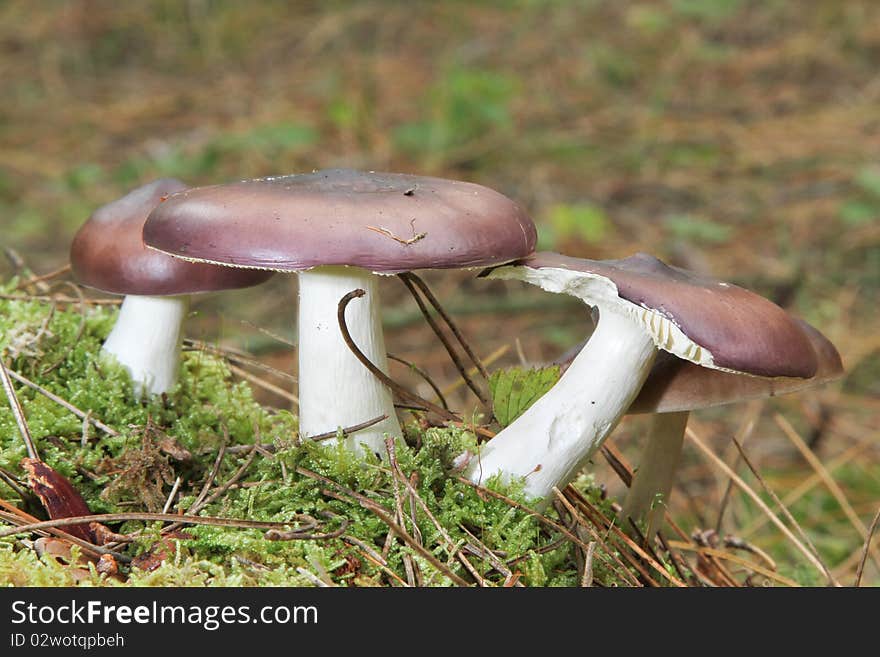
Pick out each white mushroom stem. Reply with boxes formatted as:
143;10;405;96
100;294;189;397
620;410;689;538
466;309;658;503
297;265;401;456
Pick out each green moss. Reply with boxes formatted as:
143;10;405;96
0;279;636;587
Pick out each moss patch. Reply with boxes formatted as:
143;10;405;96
0;277;640;587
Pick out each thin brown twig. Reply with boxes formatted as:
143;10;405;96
40;281;87;375
237;320;297;348
383;440;485;585
307;414;390;443
336;289;460;422
266;511;350;541
855;506;880;587
686;427;836;585
453;475;642;585
0;468;30;501
188;441;228;515
774;412;880;572
339;534;410;587
318;486;469;587
162;476;182;515
667;541;800;587
0;294;120;305
723;534;778;572
561;486;687;587
0;508;130;563
555;490;657;586
714;401;762;533
0;511;312;539
183;339;297;382
398;273;488;404
439;345;509;398
387;353;449;410
295;466;470;586
581;541;596;587
741;440;873;538
600;441;633;487
191;445;260;515
365;223;427;246
158;444;261;538
15;263;71;290
228;364;298;404
691;530;742;587
3;248;27;275
459;525;523;585
731;437;835;584
5;368;119;436
403;272;489;379
0;356;39;460
384;438;409;539
656;530;690;584
225;414;390;454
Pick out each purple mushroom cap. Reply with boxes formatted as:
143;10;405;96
142;169;537;274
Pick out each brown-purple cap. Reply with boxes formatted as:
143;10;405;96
628;319;844;413
71;179;274;296
142;169;537;274
494;251;820;378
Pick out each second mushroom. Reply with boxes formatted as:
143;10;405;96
465;252;834;508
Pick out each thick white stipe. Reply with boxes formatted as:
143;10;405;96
620;410;689;537
467;310;658;502
101;295;189;397
297;266;401;456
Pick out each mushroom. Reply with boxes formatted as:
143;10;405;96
70;179;273;397
558;318;843;536
142;169;536;455
465;251;826;505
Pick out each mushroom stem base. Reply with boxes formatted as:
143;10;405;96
466;310;658;503
297;266;401;456
620;410;689;538
101;294;189;397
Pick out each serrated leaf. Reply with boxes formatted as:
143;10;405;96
489;366;562;428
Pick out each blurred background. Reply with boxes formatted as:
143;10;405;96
1;0;878;583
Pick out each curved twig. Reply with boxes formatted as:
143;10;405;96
336;289;460;422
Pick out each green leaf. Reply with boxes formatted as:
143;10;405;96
489;366;561;428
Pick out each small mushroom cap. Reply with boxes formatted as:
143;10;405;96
143;169;537;274
495;252;819;378
629;319;844;413
71;179;274;296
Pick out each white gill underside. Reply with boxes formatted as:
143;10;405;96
487;265;720;371
297;266;401;456
101;294;189;397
